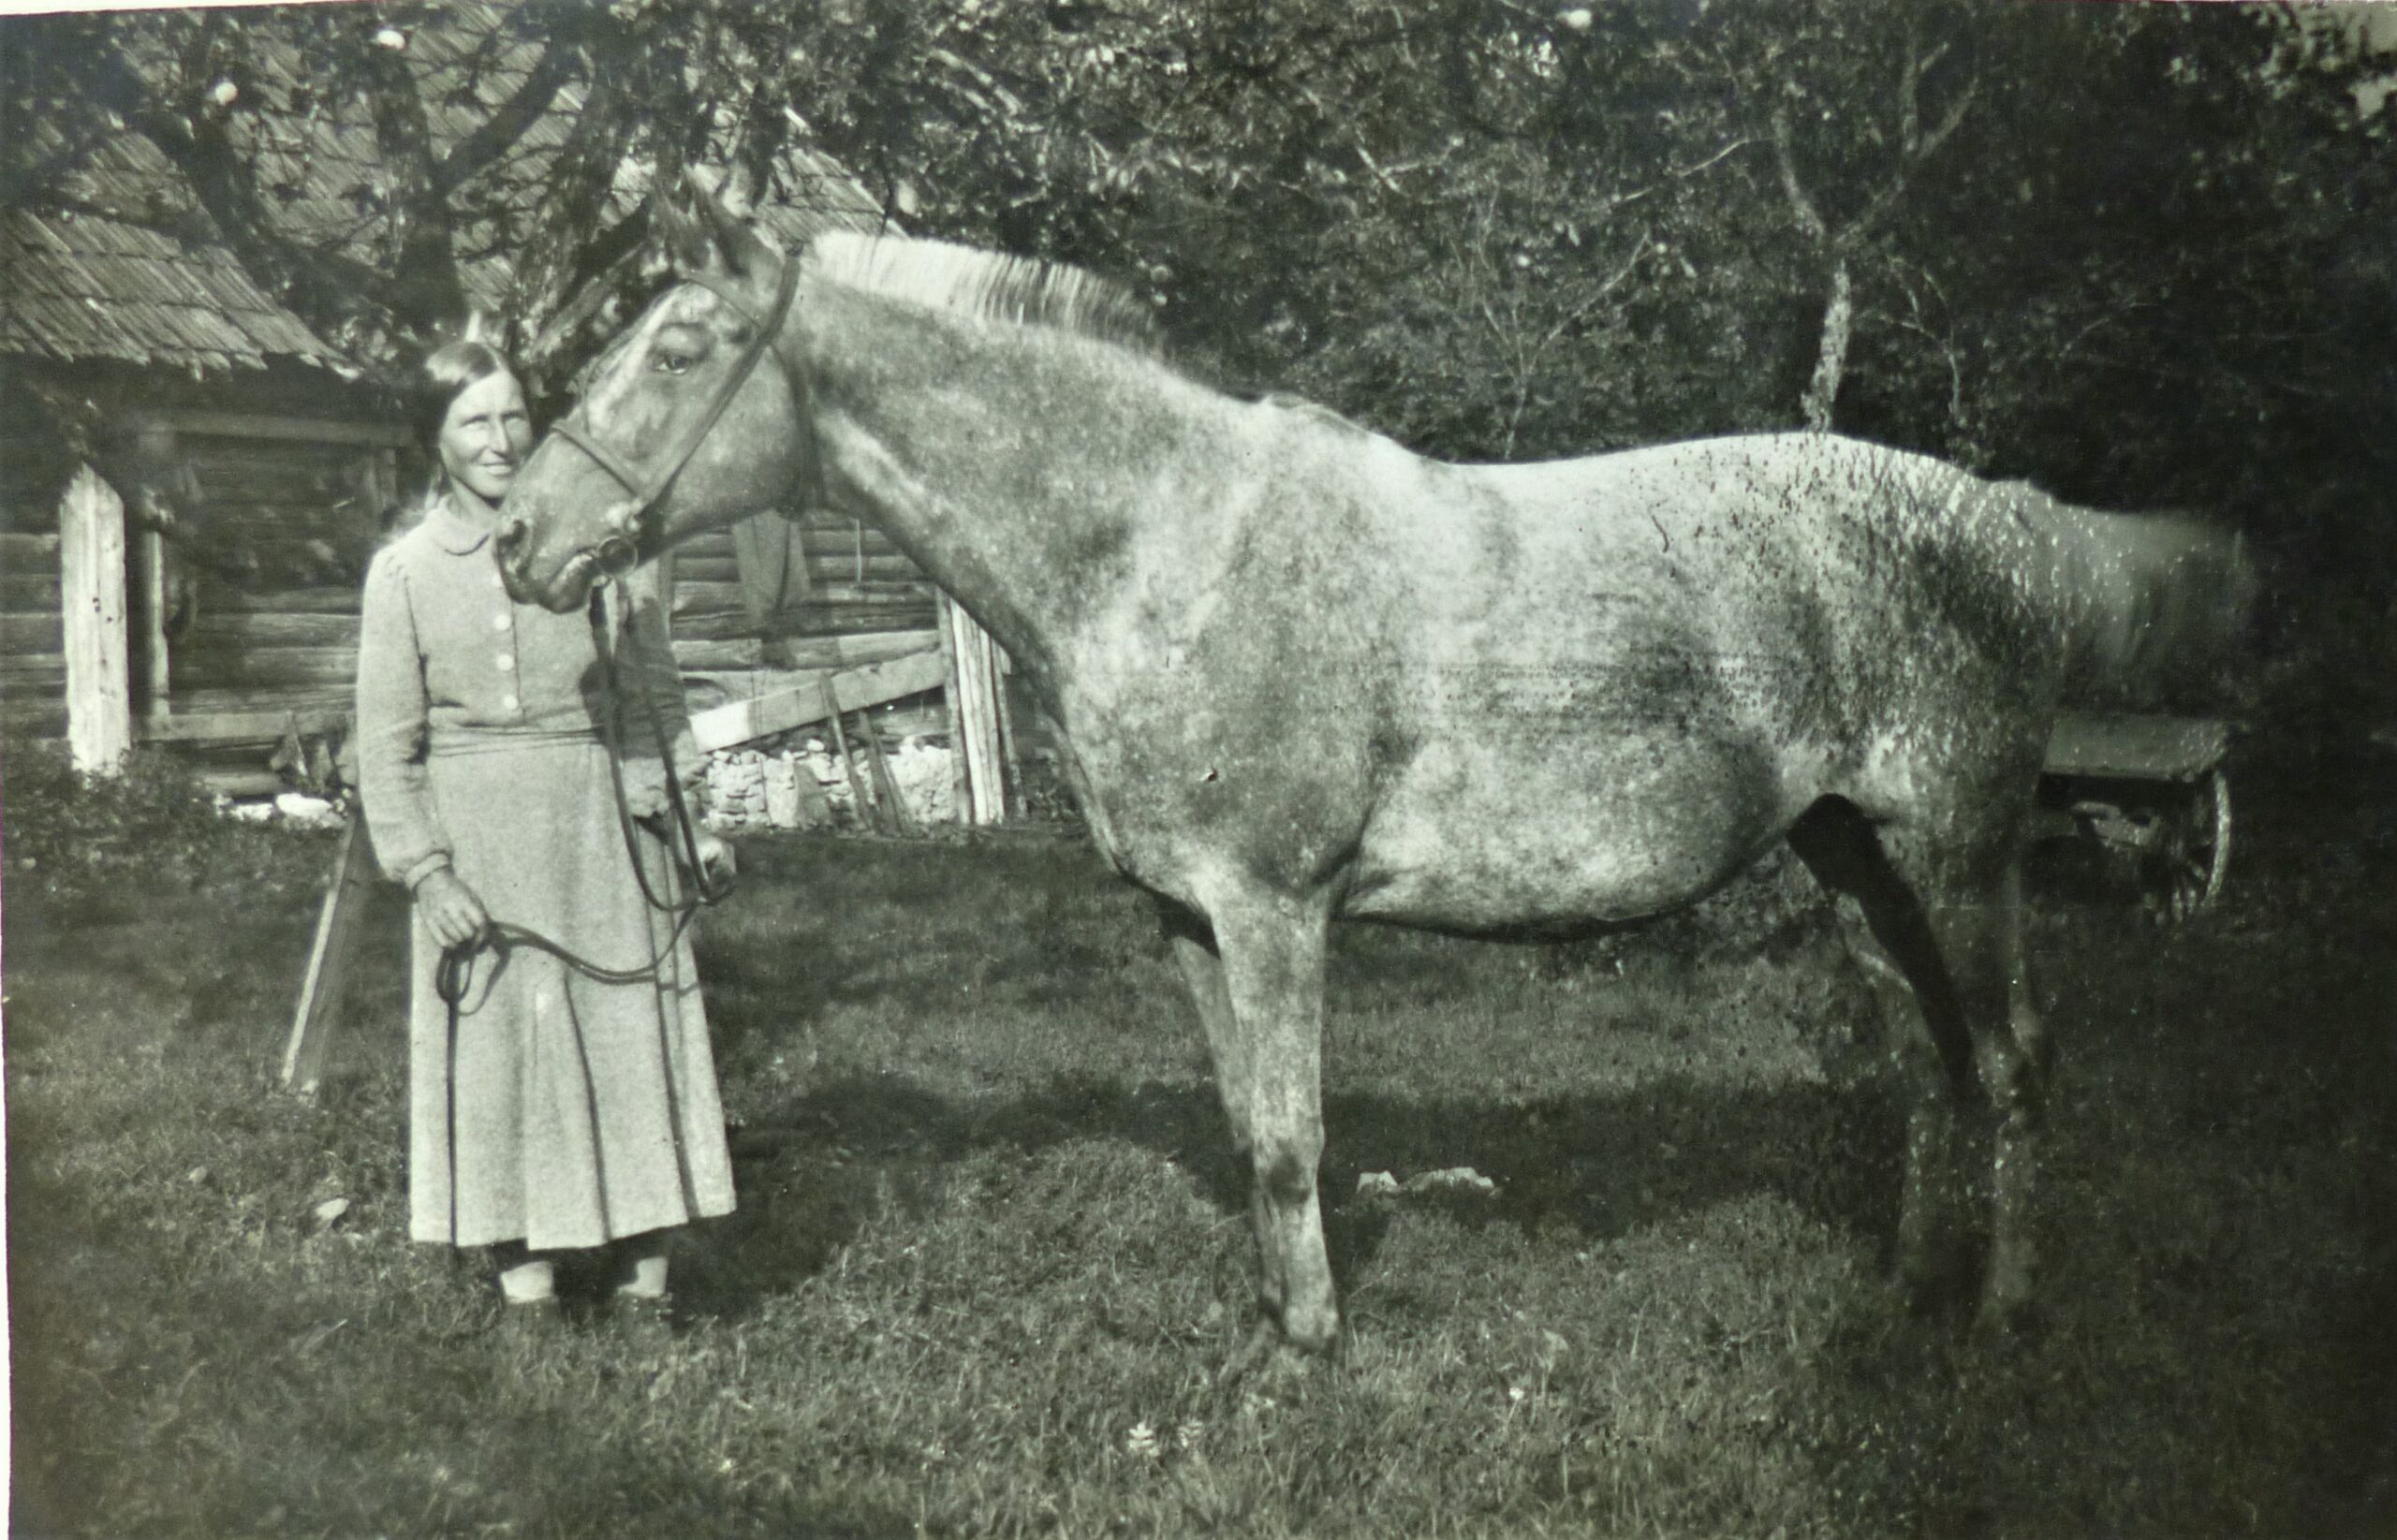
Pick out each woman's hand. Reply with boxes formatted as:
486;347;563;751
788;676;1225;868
693;832;737;889
414;869;490;951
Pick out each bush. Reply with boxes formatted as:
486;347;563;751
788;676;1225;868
1;742;331;919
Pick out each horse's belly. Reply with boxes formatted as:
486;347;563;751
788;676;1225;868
1343;733;1790;931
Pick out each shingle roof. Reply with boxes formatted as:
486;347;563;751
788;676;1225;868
1;206;346;373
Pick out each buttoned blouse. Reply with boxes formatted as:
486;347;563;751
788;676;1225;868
354;495;697;888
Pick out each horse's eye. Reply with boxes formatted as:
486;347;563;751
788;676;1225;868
652;349;696;376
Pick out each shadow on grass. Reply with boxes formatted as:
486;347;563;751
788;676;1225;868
680;1064;1906;1332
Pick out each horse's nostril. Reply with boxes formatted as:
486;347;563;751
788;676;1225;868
495;515;527;554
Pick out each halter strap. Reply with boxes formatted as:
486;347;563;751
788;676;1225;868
546;250;809;555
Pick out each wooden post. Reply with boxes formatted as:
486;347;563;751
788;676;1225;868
993;643;1022;819
133;525;170;718
60;465;132;774
860;707;915;834
944;595;1007;825
935;595;973;823
821;680;878;831
281;817;378;1094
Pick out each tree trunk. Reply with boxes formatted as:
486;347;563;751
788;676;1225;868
1802;257;1853;433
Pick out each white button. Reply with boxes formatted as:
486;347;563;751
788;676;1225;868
496;654;515;672
493;613;512;632
501;694;520;711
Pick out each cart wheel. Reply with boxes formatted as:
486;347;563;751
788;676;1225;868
2154;768;2232;923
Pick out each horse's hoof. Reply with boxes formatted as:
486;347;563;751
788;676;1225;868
1972;1288;2043;1342
1897;1243;1976;1319
1215;1320;1333;1389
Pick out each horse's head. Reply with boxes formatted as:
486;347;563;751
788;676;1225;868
498;172;819;611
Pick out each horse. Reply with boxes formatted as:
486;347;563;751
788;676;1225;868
495;175;2252;1367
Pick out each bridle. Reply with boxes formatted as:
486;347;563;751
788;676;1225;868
544;247;812;577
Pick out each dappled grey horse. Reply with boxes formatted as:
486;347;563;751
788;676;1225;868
497;176;2249;1368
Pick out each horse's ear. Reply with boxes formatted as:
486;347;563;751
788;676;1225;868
660;167;777;282
651;171;722;277
685;170;776;282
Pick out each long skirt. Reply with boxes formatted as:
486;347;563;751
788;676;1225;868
407;738;736;1250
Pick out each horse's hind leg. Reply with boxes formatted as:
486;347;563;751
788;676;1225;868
1934;860;2047;1327
1789;802;1979;1305
1157;891;1339;1358
1788;800;2049;1322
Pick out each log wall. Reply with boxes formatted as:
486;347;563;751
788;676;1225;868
1;410;984;798
668;510;940;650
0;530;66;740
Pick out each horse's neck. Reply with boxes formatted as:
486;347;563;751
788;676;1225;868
796;288;1213;674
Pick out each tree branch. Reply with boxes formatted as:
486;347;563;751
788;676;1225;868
433;22;588;199
106;34;397;349
1772;108;1829;246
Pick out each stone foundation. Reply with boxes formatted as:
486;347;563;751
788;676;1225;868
699;727;959;831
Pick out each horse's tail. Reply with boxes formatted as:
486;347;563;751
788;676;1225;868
2013;490;2258;714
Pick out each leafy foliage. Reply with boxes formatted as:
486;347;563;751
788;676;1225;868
5;0;2392;708
0;743;331;919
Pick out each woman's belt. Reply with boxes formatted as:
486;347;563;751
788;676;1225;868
426;724;604;757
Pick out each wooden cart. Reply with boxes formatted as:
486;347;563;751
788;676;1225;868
2036;711;2235;921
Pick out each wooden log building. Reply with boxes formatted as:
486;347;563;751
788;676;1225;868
0;9;1016;819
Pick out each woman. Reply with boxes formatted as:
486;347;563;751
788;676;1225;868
355;339;736;1332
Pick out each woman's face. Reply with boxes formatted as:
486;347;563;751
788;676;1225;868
438;370;534;508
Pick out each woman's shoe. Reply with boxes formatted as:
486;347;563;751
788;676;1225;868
494;1295;564;1348
609;1290;674;1347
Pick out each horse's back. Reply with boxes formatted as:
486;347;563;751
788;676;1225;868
1321;432;2080;925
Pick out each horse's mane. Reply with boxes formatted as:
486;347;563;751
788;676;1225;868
806;231;1165;356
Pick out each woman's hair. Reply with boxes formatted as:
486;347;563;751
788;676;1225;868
405;339;515;459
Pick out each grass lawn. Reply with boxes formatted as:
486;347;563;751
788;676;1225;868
7;755;2394;1538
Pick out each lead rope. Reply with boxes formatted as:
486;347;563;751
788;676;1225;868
434;576;730;1244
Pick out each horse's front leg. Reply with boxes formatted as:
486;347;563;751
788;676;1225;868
1158;888;1338;1357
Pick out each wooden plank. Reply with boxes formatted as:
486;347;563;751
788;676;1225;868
281;819;377;1094
861;702;915;833
209;588;365;615
803;579;935;606
61;465;132;774
752;629;936;672
935;593;972;820
0;697;67;739
140;704;350;745
993;640;1022;818
1;572;62;608
670;637;764;671
184;610;361;648
0;612;63;653
0;532;62;565
2044;711;2230;783
799;527;908;561
0;655;67;691
672;560;922;613
156;684;351;719
688;649;944;753
821;684;881;831
135;526;169;716
672;553;743;585
947;597;1007;825
171;643;359;689
796;602;941;636
670;626;939;675
142;409;413;448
